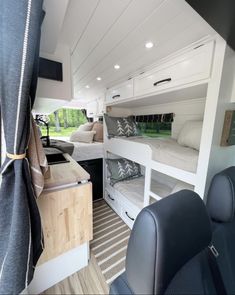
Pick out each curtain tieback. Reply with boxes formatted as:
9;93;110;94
6;152;26;160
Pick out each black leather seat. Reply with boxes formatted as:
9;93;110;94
110;190;215;295
207;167;235;294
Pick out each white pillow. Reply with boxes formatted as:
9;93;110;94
69;131;96;143
78;122;94;131
177;120;203;150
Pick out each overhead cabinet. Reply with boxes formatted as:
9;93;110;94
105;41;214;104
87;100;98;118
134;41;214;97
97;96;105;116
106;79;134;103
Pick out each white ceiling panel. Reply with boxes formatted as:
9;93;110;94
59;0;100;52
54;0;216;101
33;97;67;115
98;22;211;88
40;0;69;53
72;0;164;82
73;0;180;85
71;0;132;72
73;20;211;100
73;0;213;90
102;12;198;78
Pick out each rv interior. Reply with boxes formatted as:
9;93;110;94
1;0;235;294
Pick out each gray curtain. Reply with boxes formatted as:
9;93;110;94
0;0;44;293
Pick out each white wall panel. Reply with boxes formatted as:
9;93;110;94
37;44;73;101
60;0;99;52
113;98;206;139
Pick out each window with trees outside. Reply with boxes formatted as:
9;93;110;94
36;108;87;141
137;122;171;138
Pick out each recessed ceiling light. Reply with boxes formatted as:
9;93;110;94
96;77;102;81
85;85;90;89
145;42;154;49
114;64;120;70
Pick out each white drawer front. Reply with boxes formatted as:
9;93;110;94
120;204;139;229
106;79;133;103
134;41;214;96
97;96;105;116
87;101;98;118
104;189;120;215
105;182;116;196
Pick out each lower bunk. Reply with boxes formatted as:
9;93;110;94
104;176;193;228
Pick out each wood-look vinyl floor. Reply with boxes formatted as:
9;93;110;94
43;253;109;295
91;200;130;285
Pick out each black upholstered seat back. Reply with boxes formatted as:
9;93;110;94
125;190;212;295
207;166;235;223
207;167;235;294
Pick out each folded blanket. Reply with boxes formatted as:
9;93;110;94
27;117;48;197
43;138;74;155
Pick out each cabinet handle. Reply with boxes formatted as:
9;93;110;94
112;95;121;99
153;78;171;86
194;44;204;50
108;194;115;201
125;211;135;221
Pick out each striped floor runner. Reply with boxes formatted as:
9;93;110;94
90;200;131;286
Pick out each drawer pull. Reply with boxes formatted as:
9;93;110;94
194;44;204;50
112;95;121;99
153;78;171;86
125;211;135;221
108;194;115;201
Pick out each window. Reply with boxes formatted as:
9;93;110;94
36;108;87;141
137;122;171;138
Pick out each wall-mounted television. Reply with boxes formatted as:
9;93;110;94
39;57;63;82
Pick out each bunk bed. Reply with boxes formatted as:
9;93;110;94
104;133;198;229
103;36;235;228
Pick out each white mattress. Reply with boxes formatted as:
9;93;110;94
70;141;104;161
113;176;172;209
122;137;199;173
113;176;194;209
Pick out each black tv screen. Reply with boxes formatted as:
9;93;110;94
39;57;63;82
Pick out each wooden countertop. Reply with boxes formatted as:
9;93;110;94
44;153;90;190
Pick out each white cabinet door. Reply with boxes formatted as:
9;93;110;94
106;79;133;103
97;96;105;116
104;189;121;215
134;41;214;97
120;203;138;229
86;101;98;118
231;78;235;102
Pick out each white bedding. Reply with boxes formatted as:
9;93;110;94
70;141;104;161
113;176;194;209
122;137;199;173
114;176;172;209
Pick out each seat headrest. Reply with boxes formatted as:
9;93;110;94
207;167;235;223
125;190;212;295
